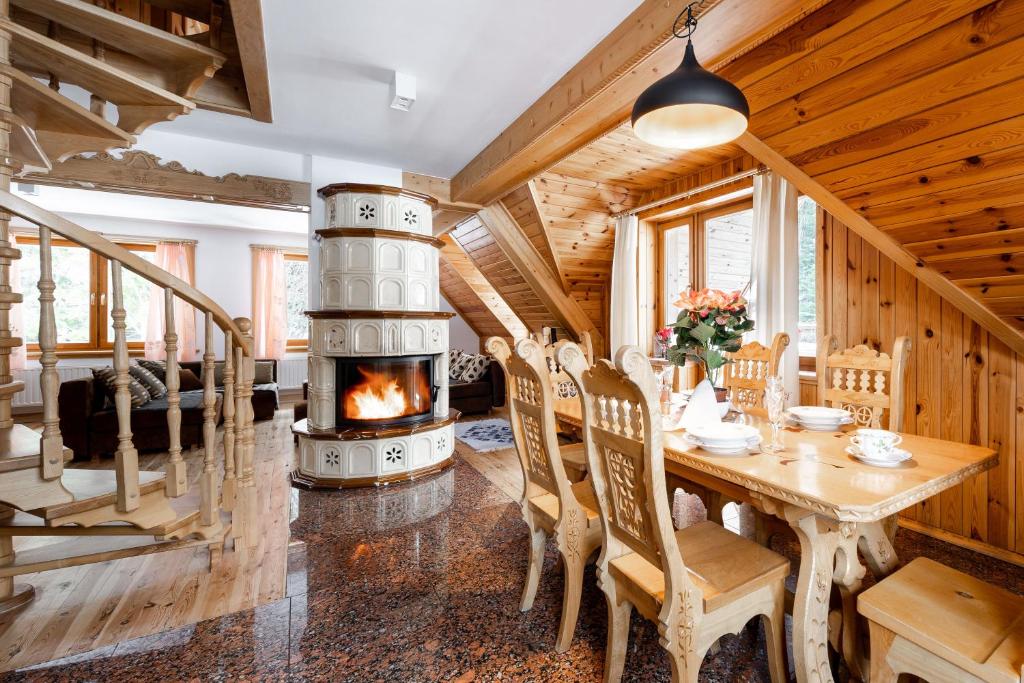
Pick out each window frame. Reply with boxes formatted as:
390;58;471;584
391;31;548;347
283;251;309;352
653;194;820;367
18;235;157;357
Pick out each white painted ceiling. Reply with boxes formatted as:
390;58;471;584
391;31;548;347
159;0;644;178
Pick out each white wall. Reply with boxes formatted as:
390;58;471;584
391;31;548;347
441;295;480;353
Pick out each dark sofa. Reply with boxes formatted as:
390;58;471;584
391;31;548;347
58;360;280;460
449;360;505;415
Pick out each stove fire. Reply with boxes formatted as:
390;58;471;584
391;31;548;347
347;368;409;420
338;357;434;426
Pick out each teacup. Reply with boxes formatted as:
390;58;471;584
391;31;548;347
850;429;902;459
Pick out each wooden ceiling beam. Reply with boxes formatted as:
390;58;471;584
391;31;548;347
737;131;1024;356
449;0;829;205
477;203;604;354
226;0;272;122
524;180;569;294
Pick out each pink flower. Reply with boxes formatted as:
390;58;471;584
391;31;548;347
715;315;729;325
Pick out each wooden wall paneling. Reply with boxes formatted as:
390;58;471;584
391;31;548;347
1017;350;1024;553
861;242;880;350
940;299;965;534
964;319;990;543
915;283;943;527
893;264;919;524
830;214;848;348
846;226;862;348
987;337;1017;550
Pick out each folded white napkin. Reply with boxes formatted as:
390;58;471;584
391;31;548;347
679;381;722;430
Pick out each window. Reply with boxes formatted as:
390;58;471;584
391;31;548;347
797;195;818;357
18;236;156;353
704;205;754;293
284;253;308;348
660;221;690;326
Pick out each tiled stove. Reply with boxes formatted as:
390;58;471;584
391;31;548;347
291;183;456;489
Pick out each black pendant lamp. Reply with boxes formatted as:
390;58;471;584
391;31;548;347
631;2;749;149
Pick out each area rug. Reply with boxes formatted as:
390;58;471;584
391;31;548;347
454;418;514;452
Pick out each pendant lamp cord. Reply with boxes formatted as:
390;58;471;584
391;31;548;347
672;1;706;41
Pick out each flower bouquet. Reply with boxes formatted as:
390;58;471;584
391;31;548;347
653;326;672;358
667;287;754;400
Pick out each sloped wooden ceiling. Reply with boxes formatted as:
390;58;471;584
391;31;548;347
724;0;1024;345
438;236;528;343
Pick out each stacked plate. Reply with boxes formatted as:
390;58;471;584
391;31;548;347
786;406;854;431
845;444;912;468
683;423;761;456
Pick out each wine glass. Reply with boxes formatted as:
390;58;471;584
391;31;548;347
763;376;789;452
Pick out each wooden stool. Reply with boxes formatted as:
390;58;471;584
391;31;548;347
858;557;1024;683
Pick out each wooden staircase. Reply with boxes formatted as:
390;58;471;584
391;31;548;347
0;0;265;621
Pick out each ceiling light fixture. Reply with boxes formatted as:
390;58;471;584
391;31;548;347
631;2;749;149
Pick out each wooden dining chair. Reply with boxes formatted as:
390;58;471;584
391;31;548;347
485;336;602;653
531;328;594;480
816;335;912;431
722;332;790;410
858;557;1024;683
558;343;790;683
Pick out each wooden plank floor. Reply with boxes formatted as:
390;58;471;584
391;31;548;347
0;408;296;672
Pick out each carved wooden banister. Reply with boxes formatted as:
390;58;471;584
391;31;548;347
220;330;236;511
0;189;250;353
36;226;62;480
200;312;217;527
163;287;186;497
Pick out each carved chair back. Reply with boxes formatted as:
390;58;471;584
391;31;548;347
487;337;579;515
817;335;912;431
559;343;693;600
532;327;595;399
722;332;790;410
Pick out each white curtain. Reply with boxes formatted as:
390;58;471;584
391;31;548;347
610;214;640;357
145;241;198;362
750;172;800;399
251;246;287;360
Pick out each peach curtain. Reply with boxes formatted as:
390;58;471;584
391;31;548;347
251;246;286;360
145;241;198;361
9;233;24;371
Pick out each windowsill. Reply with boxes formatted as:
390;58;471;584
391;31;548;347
27;349;146;361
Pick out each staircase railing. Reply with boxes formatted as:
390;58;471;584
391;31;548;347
0;188;259;548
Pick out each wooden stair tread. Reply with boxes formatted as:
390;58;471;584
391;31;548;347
3;18;193;132
0;381;25;399
12;0;225;98
859;557;1024;681
609;521;790;612
0;515;228;579
28;469;165;520
5;65;132;145
0;423;70;474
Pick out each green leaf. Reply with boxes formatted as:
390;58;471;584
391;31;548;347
705;349;726;370
690;322;715;344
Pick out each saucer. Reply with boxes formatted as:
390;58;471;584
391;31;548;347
683;433;760;457
845;445;911;468
790;416;854;431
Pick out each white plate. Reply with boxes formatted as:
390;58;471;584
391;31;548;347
788;406;852;422
683;433;760;456
687;422;760;446
791;416;855;432
845;445;912;468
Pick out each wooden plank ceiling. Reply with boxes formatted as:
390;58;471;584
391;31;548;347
723;0;1024;339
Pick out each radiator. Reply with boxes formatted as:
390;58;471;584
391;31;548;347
13;366;94;408
277;357;308;390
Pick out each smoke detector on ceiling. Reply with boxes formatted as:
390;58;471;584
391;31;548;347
390;71;416;112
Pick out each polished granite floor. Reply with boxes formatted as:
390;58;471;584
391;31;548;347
7;455;1024;682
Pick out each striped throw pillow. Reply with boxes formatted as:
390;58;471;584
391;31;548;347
138;359;167;382
93;367;150;407
129;363;167;399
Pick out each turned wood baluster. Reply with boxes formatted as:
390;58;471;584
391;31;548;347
200;311;218;526
232;317;257;548
37;226;63;479
110;262;140;512
220;330;236;510
163;287;186;496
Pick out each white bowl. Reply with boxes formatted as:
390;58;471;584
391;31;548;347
683;434;754;456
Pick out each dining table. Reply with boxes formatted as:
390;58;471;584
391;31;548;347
552;397;998;683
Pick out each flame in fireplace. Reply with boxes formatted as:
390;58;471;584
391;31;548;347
345;366;420;420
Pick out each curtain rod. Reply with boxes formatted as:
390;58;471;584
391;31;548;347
614;165;767;219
